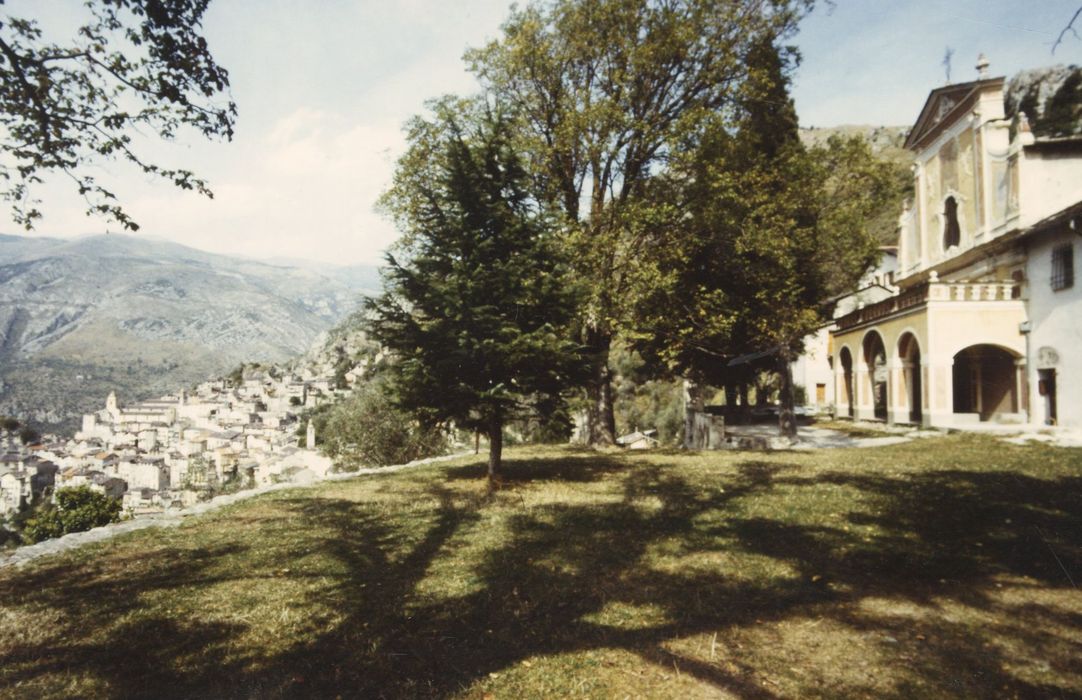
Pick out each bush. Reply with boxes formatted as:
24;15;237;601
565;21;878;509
321;379;446;469
19;426;40;445
21;487;122;544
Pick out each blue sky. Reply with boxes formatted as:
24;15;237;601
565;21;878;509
5;0;1082;265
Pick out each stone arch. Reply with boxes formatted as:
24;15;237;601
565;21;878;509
897;332;923;424
862;330;888;420
952;344;1023;422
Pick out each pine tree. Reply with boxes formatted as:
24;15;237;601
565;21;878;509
369;103;585;489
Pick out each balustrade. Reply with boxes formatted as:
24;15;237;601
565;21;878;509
835;281;1019;331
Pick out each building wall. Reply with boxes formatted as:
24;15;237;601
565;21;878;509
1025;230;1082;426
1019;149;1082;229
792;326;833;410
832;295;1027;427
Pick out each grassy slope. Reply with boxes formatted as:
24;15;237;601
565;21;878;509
1;436;1080;698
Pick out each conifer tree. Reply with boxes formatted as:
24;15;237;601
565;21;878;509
369;102;585;488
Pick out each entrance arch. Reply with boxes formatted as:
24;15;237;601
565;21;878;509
898;333;922;424
863;331;888;420
952;344;1021;421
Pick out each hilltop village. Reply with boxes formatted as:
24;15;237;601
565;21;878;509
0;355;371;520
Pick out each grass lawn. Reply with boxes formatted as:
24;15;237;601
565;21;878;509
1;435;1080;698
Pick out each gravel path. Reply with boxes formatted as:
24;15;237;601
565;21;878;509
1;452;467;570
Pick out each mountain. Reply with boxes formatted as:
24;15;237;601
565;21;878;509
800;124;914;246
0;233;380;429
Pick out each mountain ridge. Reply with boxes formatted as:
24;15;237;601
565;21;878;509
0;233;381;429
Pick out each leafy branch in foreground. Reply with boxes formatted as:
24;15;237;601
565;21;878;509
0;0;235;230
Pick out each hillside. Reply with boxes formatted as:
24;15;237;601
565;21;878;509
0;234;380;429
1006;64;1082;138
0;437;1078;697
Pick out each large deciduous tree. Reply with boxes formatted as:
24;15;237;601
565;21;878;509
632;35;896;438
369;100;585;489
466;0;813;445
0;0;235;230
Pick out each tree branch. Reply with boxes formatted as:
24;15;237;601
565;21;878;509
1052;6;1082;54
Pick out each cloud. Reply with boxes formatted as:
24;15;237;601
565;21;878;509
117;107;407;265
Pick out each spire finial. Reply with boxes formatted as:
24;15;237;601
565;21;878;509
976;54;990;79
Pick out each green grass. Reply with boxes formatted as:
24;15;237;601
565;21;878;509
1;435;1080;698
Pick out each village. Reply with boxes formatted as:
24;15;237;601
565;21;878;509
0;359;366;522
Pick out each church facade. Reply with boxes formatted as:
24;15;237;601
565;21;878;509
831;58;1082;428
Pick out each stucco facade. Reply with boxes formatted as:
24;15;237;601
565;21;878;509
831;59;1082;428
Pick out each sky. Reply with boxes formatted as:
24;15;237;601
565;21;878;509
4;0;1082;266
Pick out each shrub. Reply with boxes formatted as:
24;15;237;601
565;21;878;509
21;487;122;544
321;379;446;469
19;426;40;445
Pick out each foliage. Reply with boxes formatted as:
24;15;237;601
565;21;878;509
295;402;333;449
225;363;244;388
611;342;684;445
20;486;122;544
632;36;895;400
0;0;235;230
371;102;586;483
465;0;815;445
320;378;447;469
181;454;214;491
332;346;351;389
18;426;40;444
1;416;19;432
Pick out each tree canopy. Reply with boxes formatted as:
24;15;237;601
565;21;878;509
630;35;896;435
0;0;235;230
465;0;815;445
369;101;586;487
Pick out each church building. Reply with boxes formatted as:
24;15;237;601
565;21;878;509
831;57;1082;428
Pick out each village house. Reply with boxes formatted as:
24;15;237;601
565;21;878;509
830;57;1082;428
0;457;29;515
18;356;341;517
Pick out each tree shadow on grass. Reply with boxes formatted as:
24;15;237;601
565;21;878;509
1;452;1080;698
0;542;258;697
441;449;633;484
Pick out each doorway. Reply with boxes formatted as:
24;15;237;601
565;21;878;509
1038;369;1058;425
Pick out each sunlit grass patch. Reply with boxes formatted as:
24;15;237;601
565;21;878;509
0;436;1079;698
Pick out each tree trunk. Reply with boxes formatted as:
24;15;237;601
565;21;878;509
585;326;616;446
778;352;797;439
724;383;738;420
738;381;750;425
683;378;704;449
487;415;503;492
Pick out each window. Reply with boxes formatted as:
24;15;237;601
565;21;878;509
1051;244;1074;291
943;196;961;249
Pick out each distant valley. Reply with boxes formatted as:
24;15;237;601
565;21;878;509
0;233;380;430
